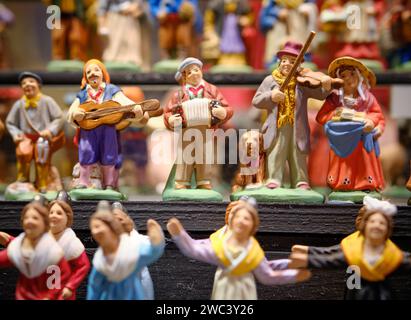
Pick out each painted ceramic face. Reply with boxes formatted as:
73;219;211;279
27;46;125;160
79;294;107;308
184;64;203;87
365;212;388;243
231;208;254;237
279;55;297;77
86;64;103;88
90;218;118;248
21;77;40;99
23;208;46;240
112;209;129;229
340;69;360;95
49;203;68;234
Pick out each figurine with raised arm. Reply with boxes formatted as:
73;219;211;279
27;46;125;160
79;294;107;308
87;201;164;300
5;72;65;200
167;199;311;300
162;57;233;201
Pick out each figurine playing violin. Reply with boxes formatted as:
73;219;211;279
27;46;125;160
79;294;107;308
237;32;341;203
67;59;162;200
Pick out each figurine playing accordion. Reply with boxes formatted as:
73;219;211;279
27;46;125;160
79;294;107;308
164;57;233;193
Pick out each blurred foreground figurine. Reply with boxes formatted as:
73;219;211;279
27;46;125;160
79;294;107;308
111;201;154;299
316;57;385;203
243;36;337;203
67;59;161;200
167;199;311;299
48;191;90;299
0;197;71;300
5;72;65;200
149;0;202;71
162;57;233;201
87;201;165;300
290;196;411;300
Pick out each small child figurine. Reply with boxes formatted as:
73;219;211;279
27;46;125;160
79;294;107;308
48;191;91;300
111;201;154;300
87;201;165;300
167;199;311;300
67;59;150;199
0;196;71;300
5;72;64;198
289;196;411;300
316;57;385;202
250;41;332;203
162;57;233;200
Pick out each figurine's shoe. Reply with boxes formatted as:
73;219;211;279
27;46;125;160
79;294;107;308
74;183;87;189
265;180;280;189
175;183;189;190
197;183;212;190
296;182;311;190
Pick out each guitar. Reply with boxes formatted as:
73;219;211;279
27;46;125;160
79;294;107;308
76;99;163;130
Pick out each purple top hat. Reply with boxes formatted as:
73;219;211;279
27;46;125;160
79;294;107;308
277;41;303;59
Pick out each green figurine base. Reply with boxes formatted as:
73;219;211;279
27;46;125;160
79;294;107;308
230;186;324;204
104;61;142;72
47;60;84;72
382;186;411;199
153;59;182;73
209;64;253;73
69;188;126;201
327;190;382;203
4;190;59;201
162;165;223;202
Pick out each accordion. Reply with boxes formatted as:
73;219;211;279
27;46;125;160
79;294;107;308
172;98;222;128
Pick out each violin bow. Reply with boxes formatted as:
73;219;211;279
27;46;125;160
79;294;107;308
279;31;316;92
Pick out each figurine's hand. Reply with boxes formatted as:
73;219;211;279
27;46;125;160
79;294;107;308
73;109;86;122
278;8;288;20
291;244;309;254
14;134;24;144
62;287;73;300
366;7;376;15
147;219;164;246
39;129;53;140
288;252;309;268
133;105;144;121
157;11;167;23
363;118;375;133
295;269;312;282
211;107;227;120
271;89;285;104
321;76;332;91
167;217;183;237
239;15;251;27
373;125;383;139
168;114;183;128
0;231;11;246
125;2;143;18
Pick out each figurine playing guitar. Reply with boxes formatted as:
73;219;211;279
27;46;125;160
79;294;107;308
68;59;162;190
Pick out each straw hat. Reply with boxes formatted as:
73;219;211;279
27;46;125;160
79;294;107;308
328;57;376;88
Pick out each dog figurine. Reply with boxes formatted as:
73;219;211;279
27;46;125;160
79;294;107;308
232;131;265;192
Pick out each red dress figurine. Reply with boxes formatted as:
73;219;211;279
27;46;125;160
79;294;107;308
0;199;71;300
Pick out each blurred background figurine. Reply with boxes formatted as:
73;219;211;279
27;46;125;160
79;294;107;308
316;57;385;202
260;0;318;70
5;72;65;200
0;2;14;69
98;0;152;71
202;0;253;72
149;0;202;71
43;0;94;71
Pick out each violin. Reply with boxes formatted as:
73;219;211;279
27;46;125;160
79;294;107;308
296;68;344;89
76;99;162;130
